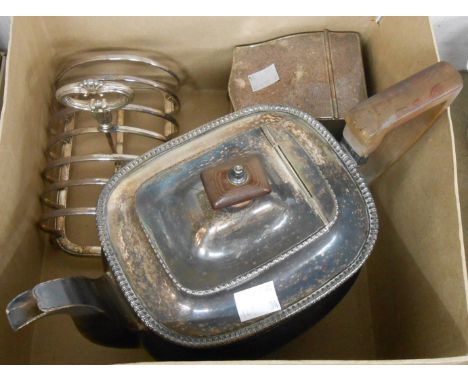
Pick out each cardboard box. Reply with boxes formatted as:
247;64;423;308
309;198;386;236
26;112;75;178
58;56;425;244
0;16;467;364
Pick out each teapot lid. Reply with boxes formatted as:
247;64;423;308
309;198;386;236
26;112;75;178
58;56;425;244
97;105;378;347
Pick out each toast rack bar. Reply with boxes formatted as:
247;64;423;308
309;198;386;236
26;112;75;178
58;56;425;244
39;51;182;257
55;53;181;87
44;178;109;192
51;104;179;128
41;178;109;209
39;208;101;256
46;125;170;155
39;207;97;235
44;153;137;171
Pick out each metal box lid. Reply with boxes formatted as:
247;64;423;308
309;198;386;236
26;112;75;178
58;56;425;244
228;31;367;136
97;105;378;347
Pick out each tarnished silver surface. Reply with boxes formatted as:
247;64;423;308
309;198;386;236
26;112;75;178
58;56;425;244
135;126;338;295
96;104;378;347
39;51;181;256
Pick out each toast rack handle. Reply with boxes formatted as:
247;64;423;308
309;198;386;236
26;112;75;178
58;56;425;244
56;79;134;132
56;79;134;112
56;79;134;134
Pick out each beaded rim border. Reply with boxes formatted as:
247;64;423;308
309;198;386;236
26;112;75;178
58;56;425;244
96;104;379;348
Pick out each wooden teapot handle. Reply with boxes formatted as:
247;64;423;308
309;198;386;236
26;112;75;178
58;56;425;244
343;61;463;158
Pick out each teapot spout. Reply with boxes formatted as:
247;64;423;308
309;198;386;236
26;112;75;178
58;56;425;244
6;275;140;347
7;289;47;331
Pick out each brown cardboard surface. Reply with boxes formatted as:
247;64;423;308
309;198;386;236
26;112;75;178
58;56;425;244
0;16;466;364
450;71;468;271
363;17;468;359
0;52;6;110
368;114;468;358
265;266;376;360
0;17;53;364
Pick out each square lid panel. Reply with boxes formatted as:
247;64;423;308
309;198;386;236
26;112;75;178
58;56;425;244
135;125;338;295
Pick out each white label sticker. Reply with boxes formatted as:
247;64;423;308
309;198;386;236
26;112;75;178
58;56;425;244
248;64;280;92
234;281;281;322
